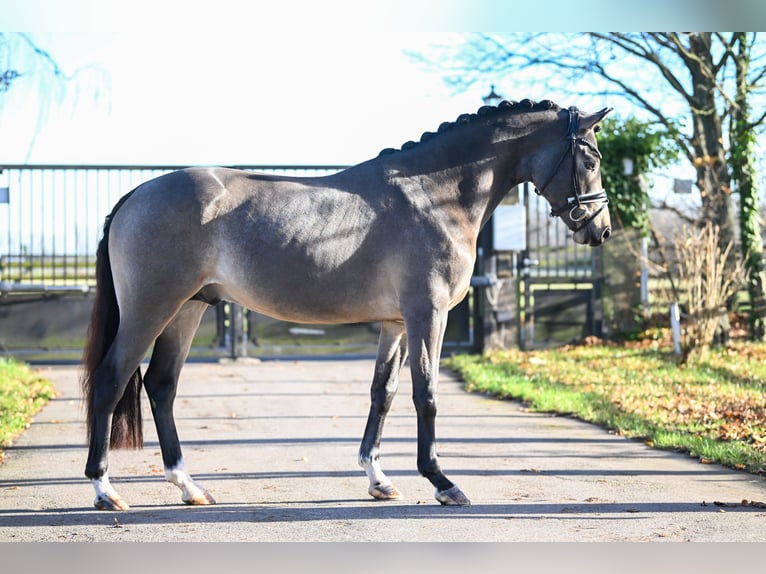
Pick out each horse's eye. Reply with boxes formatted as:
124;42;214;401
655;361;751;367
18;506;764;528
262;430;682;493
585;161;596;170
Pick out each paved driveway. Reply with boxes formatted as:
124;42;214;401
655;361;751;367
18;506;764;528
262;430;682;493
1;359;765;541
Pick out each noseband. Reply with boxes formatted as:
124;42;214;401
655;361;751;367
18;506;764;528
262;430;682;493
535;106;609;232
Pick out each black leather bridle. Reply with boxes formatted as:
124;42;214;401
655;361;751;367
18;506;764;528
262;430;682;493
535;106;609;233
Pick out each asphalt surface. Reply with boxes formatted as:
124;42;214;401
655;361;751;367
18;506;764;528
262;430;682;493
1;358;766;542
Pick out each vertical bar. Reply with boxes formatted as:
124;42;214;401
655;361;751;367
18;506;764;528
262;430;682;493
51;168;57;283
227;303;247;358
70;168;76;283
670;302;682;355
30;169;36;281
4;169;11;280
561;213;567;278
640;235;649;308
17;168;22;280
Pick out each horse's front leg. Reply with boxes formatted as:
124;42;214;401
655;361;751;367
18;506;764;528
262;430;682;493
405;307;471;506
359;321;408;500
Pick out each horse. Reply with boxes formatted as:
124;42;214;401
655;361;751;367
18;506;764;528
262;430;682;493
81;99;612;511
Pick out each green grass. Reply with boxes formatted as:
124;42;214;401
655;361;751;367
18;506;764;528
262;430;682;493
0;358;57;462
445;342;766;475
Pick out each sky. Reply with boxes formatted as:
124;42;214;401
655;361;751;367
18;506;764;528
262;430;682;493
1;32;494;166
3;0;765;169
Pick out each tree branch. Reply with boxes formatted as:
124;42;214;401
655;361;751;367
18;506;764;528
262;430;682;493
653;200;699;225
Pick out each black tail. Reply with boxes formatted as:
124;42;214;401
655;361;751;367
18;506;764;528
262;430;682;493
81;189;143;449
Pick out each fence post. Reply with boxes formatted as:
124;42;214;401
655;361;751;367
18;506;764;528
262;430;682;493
228;303;248;359
670;302;682;356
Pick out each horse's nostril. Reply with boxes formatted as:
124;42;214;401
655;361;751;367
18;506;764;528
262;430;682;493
601;227;611;241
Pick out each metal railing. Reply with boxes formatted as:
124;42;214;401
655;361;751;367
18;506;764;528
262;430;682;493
0;164;348;296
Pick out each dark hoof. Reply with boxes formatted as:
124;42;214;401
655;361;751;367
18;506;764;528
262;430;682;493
435;485;471;506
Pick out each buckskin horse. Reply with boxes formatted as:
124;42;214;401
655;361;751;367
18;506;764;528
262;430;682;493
81;99;612;510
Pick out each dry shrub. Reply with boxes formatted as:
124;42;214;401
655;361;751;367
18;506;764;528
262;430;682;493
675;222;744;362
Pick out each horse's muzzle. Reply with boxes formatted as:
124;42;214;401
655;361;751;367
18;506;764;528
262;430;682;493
592;226;611;246
574;222;612;246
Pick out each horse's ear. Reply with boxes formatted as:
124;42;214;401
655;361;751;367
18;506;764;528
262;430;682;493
579;107;612;132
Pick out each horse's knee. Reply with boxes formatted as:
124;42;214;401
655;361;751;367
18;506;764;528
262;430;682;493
413;395;437;418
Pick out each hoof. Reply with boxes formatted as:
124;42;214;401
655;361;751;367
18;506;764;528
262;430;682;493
435;485;471;506
94;495;130;511
369;482;402;500
183;490;216;506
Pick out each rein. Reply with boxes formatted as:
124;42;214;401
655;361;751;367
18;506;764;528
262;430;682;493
535;106;609;232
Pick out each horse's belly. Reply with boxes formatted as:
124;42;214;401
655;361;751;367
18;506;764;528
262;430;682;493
236;288;402;324
215;262;402;324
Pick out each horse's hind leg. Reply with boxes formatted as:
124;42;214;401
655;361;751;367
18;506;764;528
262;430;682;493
359;321;407;500
87;345;147;511
143;300;215;506
86;310;179;511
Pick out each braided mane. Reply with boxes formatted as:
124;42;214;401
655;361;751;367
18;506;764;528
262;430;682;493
378;98;561;157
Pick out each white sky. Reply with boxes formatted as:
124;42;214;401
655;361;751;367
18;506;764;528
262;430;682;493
1;32;493;166
1;1;764;172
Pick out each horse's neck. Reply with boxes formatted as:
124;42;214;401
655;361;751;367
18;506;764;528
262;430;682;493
390;132;528;235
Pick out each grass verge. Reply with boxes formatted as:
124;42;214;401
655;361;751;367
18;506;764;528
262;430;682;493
0;358;57;463
445;341;766;475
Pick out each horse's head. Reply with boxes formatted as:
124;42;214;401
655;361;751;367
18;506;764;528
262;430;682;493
532;106;613;246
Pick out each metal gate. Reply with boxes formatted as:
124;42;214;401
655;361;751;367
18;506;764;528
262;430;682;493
517;182;603;349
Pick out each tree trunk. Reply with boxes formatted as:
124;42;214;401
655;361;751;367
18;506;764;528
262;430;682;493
681;35;737;345
687;35;735;254
732;33;766;340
